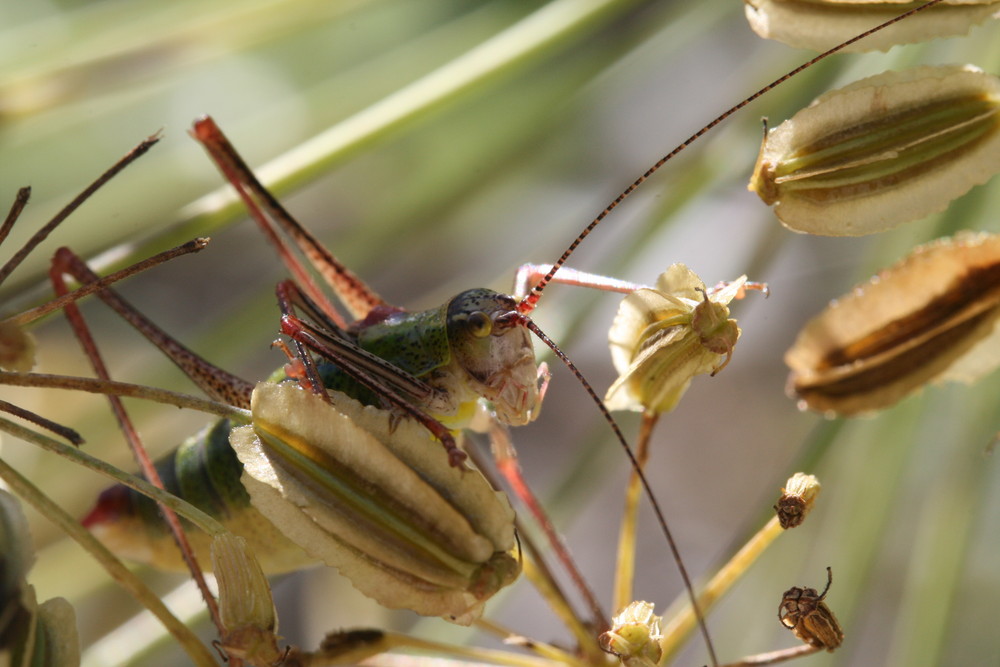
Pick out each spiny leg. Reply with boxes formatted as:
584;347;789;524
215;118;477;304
192;116;386;323
49;247;225;635
48;247;254;409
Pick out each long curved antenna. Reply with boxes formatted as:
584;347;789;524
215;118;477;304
518;0;947;314
507;311;719;667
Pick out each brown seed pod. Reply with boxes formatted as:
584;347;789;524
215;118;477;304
786;231;1000;416
774;472;821;529
745;0;1000;54
778;568;844;651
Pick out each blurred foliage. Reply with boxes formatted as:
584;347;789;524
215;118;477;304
0;0;998;665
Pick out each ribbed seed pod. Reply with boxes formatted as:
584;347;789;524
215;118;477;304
786;231;1000;415
744;0;1000;53
749;65;1000;236
229;382;519;625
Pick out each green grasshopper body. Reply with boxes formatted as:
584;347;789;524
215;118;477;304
83;286;540;573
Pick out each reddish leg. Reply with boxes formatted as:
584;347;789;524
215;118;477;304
47;248;254;409
275;279;468;467
192;116;386;324
49;250;224;636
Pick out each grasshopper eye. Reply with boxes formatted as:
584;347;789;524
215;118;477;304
466;311;493;338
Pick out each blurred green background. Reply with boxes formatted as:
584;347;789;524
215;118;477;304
1;0;998;665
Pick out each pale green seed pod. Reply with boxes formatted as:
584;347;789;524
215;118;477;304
599;601;664;667
744;0;1000;53
0;490;80;667
229;382;519;625
210;533;283;666
786;231;1000;415
606;264;746;414
750;65;1000;236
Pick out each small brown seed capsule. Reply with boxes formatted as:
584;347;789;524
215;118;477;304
774;473;821;529
779;567;844;652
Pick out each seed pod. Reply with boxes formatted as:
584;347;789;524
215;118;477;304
606;264;748;414
229;382;519;625
786;231;1000;415
599;601;664;667
778;568;844;651
211;533;283;666
774;473;821;529
749;65;1000;236
0;320;35;372
0;490;80;667
744;0;1000;54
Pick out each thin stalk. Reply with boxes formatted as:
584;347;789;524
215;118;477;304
0;371;250;422
0;416;226;535
660;517;786;663
612;411;658;613
0;456;217;667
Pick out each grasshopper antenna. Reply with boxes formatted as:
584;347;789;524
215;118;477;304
517;0;947;316
507;311;720;666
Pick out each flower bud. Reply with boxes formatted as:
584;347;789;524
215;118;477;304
599;601;664;667
750;65;1000;236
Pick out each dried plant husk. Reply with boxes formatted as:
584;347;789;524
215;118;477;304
606;264;746;414
786;231;1000;415
229;382;519;625
744;0;1000;53
750;65;1000;236
0;320;35;372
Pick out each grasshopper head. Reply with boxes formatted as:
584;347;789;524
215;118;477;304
446;289;540;426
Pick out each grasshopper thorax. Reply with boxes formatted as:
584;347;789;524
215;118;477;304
446;288;540;426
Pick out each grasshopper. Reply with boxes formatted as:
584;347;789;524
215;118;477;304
2;0;997;664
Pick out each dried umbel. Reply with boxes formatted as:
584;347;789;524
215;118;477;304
605;265;749;414
229;382;519;625
778;568;844;651
599;601;664;667
786;231;1000;415
774;472;821;529
749;65;1000;236
745;0;1000;53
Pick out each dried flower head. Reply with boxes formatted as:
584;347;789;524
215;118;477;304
779;568;844;652
786;231;1000;415
774;473;821;529
606;265;750;414
229;382;520;625
745;0;1000;53
749;65;1000;236
599;601;664;667
0;320;35;372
